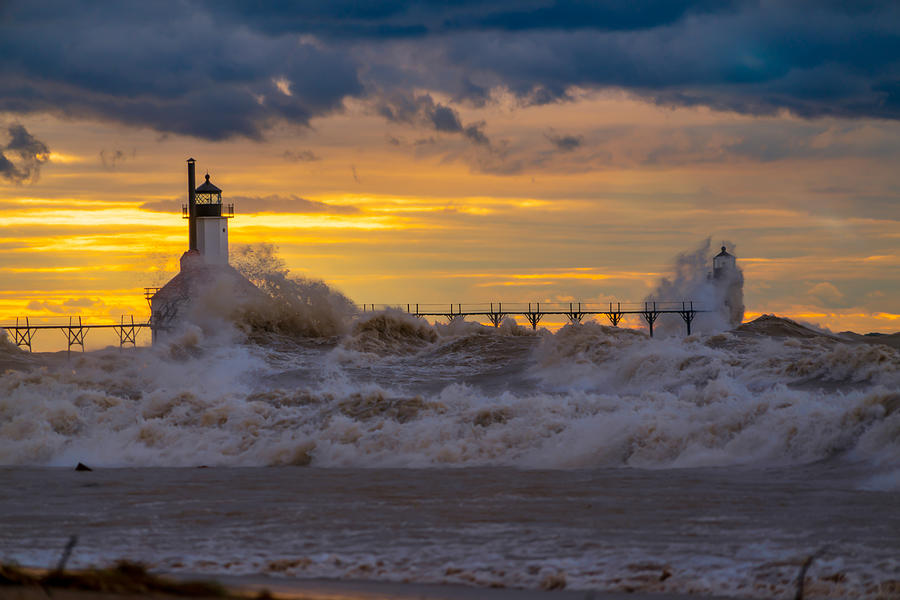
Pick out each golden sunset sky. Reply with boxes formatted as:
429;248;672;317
1;2;899;339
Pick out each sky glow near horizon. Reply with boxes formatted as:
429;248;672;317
1;1;899;335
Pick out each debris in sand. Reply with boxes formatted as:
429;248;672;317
0;560;228;597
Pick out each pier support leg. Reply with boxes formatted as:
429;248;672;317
565;302;584;325
445;304;464;324
488;303;505;327
65;316;87;357
641;302;660;338
678;301;696;336
605;303;623;327
12;317;35;352
116;315;137;348
525;302;543;330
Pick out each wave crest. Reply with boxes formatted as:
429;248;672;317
343;311;438;355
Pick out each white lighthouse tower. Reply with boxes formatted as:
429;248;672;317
193;171;231;265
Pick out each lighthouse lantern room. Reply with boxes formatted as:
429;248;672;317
184;158;233;266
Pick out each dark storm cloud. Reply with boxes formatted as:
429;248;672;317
208;1;900;121
0;124;50;184
0;2;361;140
377;93;491;146
1;0;899;143
140;195;358;215
439;6;900;118
207;0;738;37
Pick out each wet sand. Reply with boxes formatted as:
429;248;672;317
5;575;732;600
213;574;733;599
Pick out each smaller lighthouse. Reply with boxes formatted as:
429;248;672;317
710;245;744;327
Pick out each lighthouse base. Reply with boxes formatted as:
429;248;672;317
149;250;262;343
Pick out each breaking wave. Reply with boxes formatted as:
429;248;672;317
1;310;898;470
343;310;438;355
185;243;359;341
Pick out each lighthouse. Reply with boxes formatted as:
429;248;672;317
148;159;260;342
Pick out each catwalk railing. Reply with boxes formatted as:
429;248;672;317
0;316;150;355
359;301;706;336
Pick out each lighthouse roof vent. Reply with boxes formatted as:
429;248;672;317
195;173;222;194
715;246;732;257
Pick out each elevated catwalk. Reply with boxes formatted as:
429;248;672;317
2;299;704;354
360;300;705;336
1;315;148;355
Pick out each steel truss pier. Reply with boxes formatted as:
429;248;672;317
2;315;150;355
360;301;705;336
